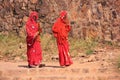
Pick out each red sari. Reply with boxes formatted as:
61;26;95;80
26;11;42;66
52;11;73;66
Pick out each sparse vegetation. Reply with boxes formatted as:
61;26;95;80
0;33;26;61
0;33;97;61
41;33;58;61
69;38;98;56
0;33;120;64
85;49;94;55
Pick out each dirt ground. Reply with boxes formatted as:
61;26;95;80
0;47;120;80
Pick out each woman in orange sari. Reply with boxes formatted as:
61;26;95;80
52;11;73;67
26;11;44;68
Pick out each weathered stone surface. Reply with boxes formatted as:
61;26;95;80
0;0;120;43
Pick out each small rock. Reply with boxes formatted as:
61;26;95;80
14;57;21;62
88;55;96;62
79;53;87;57
51;55;59;61
98;68;107;73
71;68;80;73
23;16;28;22
30;0;37;4
82;68;89;73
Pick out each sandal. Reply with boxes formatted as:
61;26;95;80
39;64;45;68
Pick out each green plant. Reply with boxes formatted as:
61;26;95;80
104;41;113;46
85;49;94;55
69;37;98;56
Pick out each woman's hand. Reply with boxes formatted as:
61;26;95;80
34;32;39;39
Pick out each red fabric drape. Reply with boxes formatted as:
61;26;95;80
52;11;73;66
26;11;42;66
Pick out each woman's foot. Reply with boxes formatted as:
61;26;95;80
65;63;73;67
28;65;36;68
39;64;45;68
65;64;71;67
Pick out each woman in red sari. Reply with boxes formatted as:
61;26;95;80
26;11;44;68
52;11;73;67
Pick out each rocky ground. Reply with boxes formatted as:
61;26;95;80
0;47;120;80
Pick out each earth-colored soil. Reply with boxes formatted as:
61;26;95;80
0;48;120;80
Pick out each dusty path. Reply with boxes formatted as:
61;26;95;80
0;48;120;80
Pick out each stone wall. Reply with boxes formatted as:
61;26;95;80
0;0;120;42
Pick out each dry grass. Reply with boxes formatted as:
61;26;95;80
41;33;58;61
0;33;119;63
0;33;99;61
0;33;26;61
69;38;98;56
1;33;120;74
